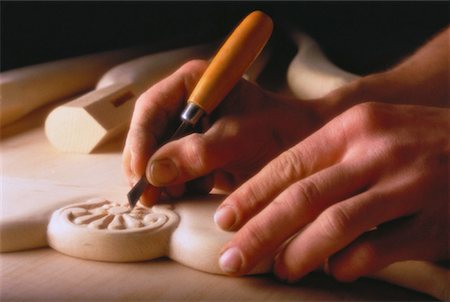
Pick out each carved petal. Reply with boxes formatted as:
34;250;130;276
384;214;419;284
47;198;179;262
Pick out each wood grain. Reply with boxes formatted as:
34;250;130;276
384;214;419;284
1;30;446;301
287;32;359;99
43;39;271;153
44;44;214;153
0;48;145;127
1;249;434;301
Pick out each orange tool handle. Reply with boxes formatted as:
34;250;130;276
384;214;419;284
187;11;273;114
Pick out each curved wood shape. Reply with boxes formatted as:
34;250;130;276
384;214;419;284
2;29;447;300
44;44;214;153
0;48;144;127
47;196;272;274
287;31;359;99
46;196;449;301
44;19;273;154
47;198;179;262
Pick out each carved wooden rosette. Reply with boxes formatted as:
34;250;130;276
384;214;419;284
47;198;179;262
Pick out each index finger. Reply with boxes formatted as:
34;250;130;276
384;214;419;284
123;60;208;204
214;111;349;231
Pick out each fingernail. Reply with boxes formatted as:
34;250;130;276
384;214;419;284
219;247;243;274
214;206;236;230
148;159;178;185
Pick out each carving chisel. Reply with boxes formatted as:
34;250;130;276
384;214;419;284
127;11;273;209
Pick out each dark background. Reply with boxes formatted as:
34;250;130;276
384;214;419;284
1;1;448;75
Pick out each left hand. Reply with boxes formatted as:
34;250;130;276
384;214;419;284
215;102;449;282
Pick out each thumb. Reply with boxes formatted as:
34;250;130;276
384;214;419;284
145;129;234;187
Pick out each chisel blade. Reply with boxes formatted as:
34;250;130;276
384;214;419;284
127;121;193;209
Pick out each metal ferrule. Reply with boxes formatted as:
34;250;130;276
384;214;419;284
180;102;205;125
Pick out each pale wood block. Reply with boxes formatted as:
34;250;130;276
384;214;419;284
3;248;433;301
3;192;446;300
287;31;359;99
44;44;214;153
0;48;145;127
371;261;449;301
3;29;445;300
44;41;272;154
45;83;137;153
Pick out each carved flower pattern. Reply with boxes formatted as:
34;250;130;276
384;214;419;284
66;199;168;231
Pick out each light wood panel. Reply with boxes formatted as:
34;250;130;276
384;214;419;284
45;44;214;153
1;30;446;301
0;48;145;127
1;249;433;301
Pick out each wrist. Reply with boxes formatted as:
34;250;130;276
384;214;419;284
314;69;405;122
314;75;371;122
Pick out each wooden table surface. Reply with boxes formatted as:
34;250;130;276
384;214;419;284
2;248;435;301
0;90;437;302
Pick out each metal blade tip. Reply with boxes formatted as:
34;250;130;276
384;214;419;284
171;121;192;141
127;176;149;209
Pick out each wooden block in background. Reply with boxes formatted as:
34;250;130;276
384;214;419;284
0;48;145;127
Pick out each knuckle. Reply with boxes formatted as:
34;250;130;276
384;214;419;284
352;243;379;270
319;205;352;241
237;182;268;213
179;60;208;90
331;243;378;282
271;189;298;213
241;221;270;255
354;101;380;118
275;149;304;181
372;134;404;162
134;92;148;108
179;59;208;73
295;179;321;210
132;95;150;118
128;124;146;145
134;89;158;114
348;102;384;135
183;134;209;173
226;175;277;225
218;117;242;138
127;126;155;158
271;179;321;220
125;130;154;177
331;268;356;283
132;94;168;134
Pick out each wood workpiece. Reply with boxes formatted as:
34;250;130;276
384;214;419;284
1;29;448;301
44;44;214;153
4;188;449;300
47;196;272;275
43;40;271;154
0;48;145;127
287;32;359;99
48;198;178;262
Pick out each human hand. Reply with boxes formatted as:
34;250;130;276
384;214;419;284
123;59;321;206
215;102;449;282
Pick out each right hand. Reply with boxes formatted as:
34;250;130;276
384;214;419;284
123;60;322;206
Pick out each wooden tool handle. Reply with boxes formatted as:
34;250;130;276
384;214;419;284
188;11;273;114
